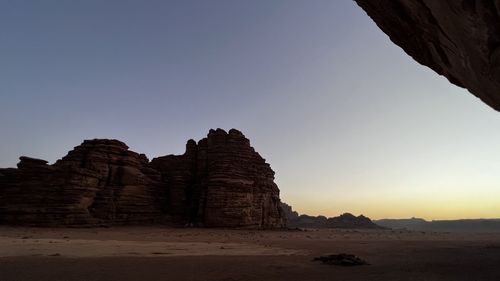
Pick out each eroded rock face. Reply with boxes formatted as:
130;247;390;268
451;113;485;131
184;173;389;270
0;129;285;228
203;129;284;227
148;140;198;224
355;0;500;111
0;140;164;226
150;129;285;228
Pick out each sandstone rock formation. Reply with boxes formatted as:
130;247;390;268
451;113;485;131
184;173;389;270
355;0;500;111
282;202;381;229
0;129;285;228
150;128;285;228
0;140;164;226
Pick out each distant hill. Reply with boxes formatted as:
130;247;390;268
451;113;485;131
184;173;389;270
281;203;383;229
375;218;500;233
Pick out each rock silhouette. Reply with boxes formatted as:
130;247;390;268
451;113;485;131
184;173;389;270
0;129;285;228
281;202;381;229
355;0;500;111
314;254;369;266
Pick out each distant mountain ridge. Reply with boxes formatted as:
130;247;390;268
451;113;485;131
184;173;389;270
375;218;500;233
281;203;383;229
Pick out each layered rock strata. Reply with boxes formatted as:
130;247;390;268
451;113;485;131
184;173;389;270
0;129;285;228
355;0;500;111
0;140;164;226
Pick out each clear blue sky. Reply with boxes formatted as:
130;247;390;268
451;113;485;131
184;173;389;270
1;0;500;219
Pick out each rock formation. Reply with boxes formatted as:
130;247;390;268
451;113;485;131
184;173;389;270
282;202;381;229
0;129;285;228
0;140;164;226
150;128;285;228
355;0;500;111
314;254;369;266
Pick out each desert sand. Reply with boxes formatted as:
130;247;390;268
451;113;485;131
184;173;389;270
1;226;500;281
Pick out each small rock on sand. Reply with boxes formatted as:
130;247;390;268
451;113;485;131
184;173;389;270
313;253;369;266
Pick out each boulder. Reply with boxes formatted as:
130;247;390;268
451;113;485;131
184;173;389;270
314;254;369;266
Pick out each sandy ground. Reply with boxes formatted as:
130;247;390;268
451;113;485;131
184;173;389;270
1;227;500;281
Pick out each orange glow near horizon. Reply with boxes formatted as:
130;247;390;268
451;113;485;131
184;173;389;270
281;183;500;221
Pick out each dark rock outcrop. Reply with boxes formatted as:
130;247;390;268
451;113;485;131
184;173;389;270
282;202;381;229
314;254;369;266
0;129;285;228
355;0;500;111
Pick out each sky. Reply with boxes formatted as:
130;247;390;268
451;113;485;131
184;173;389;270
1;0;500;220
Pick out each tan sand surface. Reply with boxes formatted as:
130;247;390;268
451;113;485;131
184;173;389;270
0;237;301;257
1;226;500;281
